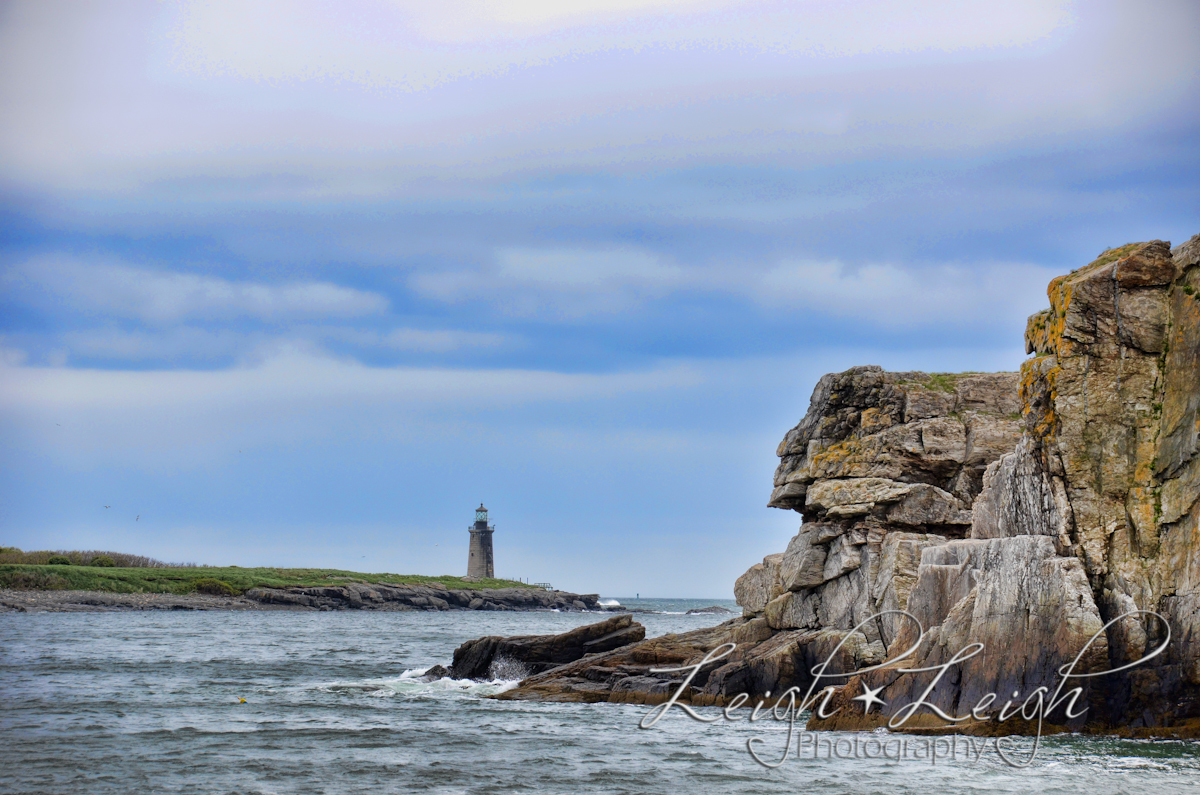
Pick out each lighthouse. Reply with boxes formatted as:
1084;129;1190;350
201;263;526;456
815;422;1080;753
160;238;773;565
466;503;495;579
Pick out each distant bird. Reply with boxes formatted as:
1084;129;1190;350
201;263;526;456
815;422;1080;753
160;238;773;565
104;505;110;509
56;423;61;427
136;515;140;521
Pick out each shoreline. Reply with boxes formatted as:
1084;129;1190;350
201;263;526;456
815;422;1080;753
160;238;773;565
0;584;605;614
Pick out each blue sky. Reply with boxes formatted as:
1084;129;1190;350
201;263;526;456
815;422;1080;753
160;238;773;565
1;0;1198;597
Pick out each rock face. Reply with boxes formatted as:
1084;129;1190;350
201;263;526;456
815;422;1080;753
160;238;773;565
450;614;646;680
753;368;1023;651
802;237;1200;736
769;367;1021;515
1012;237;1200;731
493;235;1200;737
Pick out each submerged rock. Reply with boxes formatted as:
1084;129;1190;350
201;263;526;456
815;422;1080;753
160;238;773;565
418;664;451;682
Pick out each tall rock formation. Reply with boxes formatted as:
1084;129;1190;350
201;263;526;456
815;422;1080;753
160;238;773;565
741;368;1022;651
806;236;1200;734
1014;237;1200;729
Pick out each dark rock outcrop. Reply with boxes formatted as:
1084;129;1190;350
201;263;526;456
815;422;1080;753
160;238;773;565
450;614;646;680
243;583;601;612
493;618;747;703
418;664;451;682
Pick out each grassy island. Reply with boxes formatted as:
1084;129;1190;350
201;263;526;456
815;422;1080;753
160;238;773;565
0;547;528;595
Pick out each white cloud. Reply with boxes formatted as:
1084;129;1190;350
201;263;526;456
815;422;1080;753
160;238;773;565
753;259;1060;328
0;345;699;412
42;324;506;365
412;247;685;317
0;343;1032;481
381;328;506;352
409;243;1057;327
6;255;389;323
58;327;252;361
0;346;705;467
162;0;1074;83
0;343;28;367
496;248;681;290
11;325;508;364
319;327;510;353
6;0;1195;197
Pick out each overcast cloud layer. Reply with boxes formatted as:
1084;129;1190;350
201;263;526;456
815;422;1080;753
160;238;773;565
1;0;1198;596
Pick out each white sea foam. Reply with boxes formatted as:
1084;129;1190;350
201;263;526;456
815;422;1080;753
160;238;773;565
597;599;621;607
318;667;521;698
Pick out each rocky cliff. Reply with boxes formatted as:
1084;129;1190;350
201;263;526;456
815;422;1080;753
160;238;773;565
490;235;1200;736
802;236;1200;735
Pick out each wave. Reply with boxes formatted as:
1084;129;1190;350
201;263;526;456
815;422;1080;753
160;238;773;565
597;598;621;606
317;667;521;699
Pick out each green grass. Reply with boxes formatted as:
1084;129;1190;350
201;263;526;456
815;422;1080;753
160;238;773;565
1089;242;1141;270
923;372;982;393
0;564;528;595
894;371;992;394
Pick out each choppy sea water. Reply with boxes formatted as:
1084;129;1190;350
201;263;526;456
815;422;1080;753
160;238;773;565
2;598;1198;794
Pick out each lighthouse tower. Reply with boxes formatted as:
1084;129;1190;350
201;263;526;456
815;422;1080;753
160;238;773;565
466;503;495;579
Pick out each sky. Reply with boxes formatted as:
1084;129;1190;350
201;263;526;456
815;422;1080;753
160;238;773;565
1;0;1198;597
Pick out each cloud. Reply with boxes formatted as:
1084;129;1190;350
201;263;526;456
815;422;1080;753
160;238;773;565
319;327;510;353
381;328;505;352
753;259;1060;329
0;345;699;412
5;325;509;366
409;242;1058;329
3;0;1195;197
6;255;389;324
0;343;28;367
58;327;253;361
412;247;685;317
163;0;1074;82
0;346;706;469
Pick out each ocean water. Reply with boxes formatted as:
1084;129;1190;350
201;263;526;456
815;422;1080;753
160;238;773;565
2;600;1198;794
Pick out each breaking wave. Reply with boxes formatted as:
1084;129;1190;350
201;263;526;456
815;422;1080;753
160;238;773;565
317;667;521;698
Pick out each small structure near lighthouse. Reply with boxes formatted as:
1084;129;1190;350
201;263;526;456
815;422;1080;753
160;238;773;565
466;503;495;579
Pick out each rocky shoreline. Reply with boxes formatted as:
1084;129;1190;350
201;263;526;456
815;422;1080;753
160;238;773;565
429;236;1200;739
0;584;604;613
